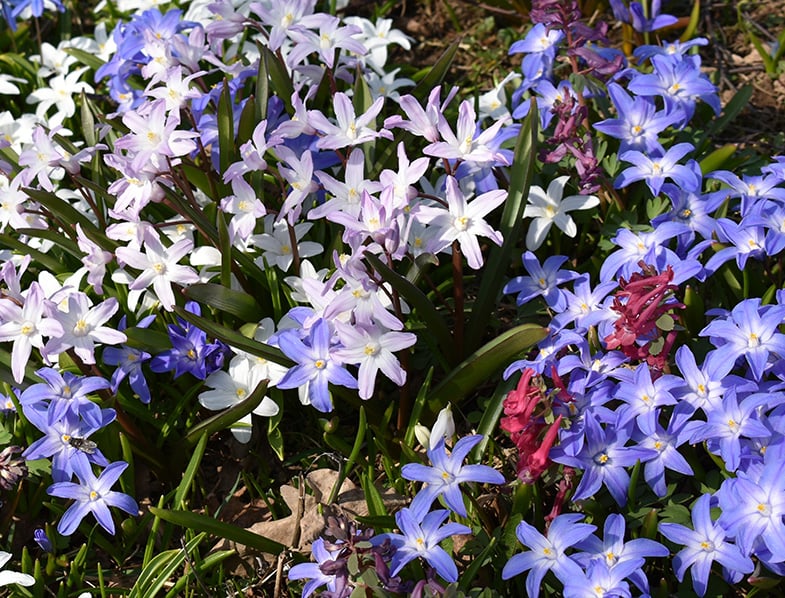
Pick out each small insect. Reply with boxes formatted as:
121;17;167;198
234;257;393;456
68;437;98;455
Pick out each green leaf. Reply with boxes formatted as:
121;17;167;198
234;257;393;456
470;376;519;462
694;85;752;155
0;233;68;275
404;367;434;448
255;42;270;121
182;379;269;447
360;467;388;518
679;0;701;43
411;39;460;101
174;432;208;509
427;323;547;413
699;144;738;175
237;95;257;145
466;102;538;351
173;306;292;366
184;283;262;322
217;79;236;175
260;45;294;112
364;253;454;364
63;47;106;71
22;187;97;231
129;533;206;598
148;507;286;555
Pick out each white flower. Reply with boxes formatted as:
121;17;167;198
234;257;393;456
27;67;94;128
0;74;25;95
198;359;280;444
251;216;323;272
523;175;600;250
0;551;34;587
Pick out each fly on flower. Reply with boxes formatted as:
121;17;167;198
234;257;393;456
67;437;98;455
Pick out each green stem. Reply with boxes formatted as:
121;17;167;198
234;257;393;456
452;240;464;361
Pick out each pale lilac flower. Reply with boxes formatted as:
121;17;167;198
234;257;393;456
223;119;282;182
384;86;458;143
308;92;390;150
76;224;113;295
115;229;200;311
251;216;323;272
276;146;318;223
415;176;506;269
43;293;126;365
0;282;62;383
250;0;317;52
220;178;267;244
334;321;416;399
286;15;367;69
424;99;509;166
311;147;382;220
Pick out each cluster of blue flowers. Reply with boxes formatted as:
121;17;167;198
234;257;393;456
496;1;785;595
289;433;504;596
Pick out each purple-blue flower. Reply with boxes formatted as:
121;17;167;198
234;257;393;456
47;459;138;536
103;315;155;404
594;82;682;154
287;537;344;598
503;252;580;311
660;493;753;596
402;435;505;520
375;508;471;583
615;143;700;196
276;318;358;413
502;513;595;598
550;414;656;506
699;298;785;381
573;513;668;594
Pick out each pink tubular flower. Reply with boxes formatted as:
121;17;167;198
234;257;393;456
501;368;563;484
516;415;563;484
604;262;684;371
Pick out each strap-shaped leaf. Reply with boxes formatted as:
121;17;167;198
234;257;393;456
129;533;206;598
260;45;294;113
411;39;460;101
173;305;292;366
182;378;269;447
63;46;106;71
465;101;538;351
427;323;547;413
184;283;262;322
217;78;236;175
148;507;286;555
